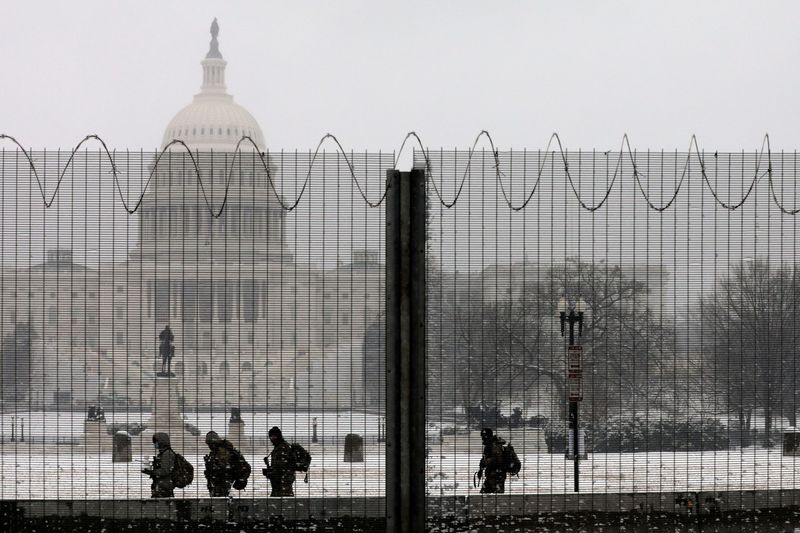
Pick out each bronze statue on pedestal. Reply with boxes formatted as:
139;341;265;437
158;324;176;377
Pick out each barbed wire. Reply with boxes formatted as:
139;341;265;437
0;133;400;216
0;132;795;215
421;131;786;213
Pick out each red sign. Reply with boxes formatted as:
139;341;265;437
567;345;584;400
568;374;583;401
567;345;582;374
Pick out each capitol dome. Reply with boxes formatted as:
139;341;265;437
161;19;265;151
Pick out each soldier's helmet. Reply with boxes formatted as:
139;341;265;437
269;426;282;439
480;428;493;440
153;432;171;449
205;431;222;447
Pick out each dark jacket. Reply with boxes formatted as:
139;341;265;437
145;432;176;497
481;435;506;474
480;435;507;494
204;432;237;482
266;437;295;496
269;439;293;470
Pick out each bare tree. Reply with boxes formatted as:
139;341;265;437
702;259;800;446
552;259;676;423
429;259;676;426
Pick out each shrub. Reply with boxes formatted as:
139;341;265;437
544;419;568;454
590;416;730;453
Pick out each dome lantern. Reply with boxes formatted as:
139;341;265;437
161;18;265;151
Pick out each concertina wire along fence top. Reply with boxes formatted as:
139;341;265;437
0;131;795;215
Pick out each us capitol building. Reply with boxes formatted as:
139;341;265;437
0;21;385;412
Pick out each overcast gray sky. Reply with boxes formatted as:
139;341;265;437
1;0;799;306
3;1;799;151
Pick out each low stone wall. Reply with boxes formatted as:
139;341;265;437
82;420;112;453
9;489;800;521
9;497;385;521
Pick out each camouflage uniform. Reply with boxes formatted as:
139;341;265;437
265;427;295;497
203;431;236;497
142;432;176;498
479;428;506;494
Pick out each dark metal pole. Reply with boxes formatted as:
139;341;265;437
568;312;579;493
386;169;427;533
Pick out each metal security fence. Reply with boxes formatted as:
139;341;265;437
421;145;800;528
0;145;391;509
1;139;800;530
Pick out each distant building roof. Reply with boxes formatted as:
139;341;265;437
29;248;89;272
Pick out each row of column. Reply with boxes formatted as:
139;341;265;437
140;205;284;241
146;279;301;324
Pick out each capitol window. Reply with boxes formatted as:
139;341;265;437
218;128;222;135
201;128;205;135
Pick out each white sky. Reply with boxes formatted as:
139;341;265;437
2;1;799;151
0;0;798;299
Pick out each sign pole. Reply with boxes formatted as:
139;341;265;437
567;320;582;492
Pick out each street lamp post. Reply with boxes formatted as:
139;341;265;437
558;296;586;493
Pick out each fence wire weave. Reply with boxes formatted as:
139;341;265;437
0;144;799;529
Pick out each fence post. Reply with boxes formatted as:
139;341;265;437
386;168;426;533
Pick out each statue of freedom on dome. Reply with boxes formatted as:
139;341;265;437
207;18;222;59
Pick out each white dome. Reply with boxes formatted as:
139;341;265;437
161;21;264;152
162;93;265;151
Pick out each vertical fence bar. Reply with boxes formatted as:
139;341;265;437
386;168;426;533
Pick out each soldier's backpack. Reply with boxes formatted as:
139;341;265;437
502;443;522;476
230;448;252;490
290;442;312;482
171;451;195;488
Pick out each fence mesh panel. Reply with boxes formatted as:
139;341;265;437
0;148;389;509
1;144;800;528
422;148;800;523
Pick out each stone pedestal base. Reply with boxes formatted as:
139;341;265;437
226;421;248;452
82;420;112;453
344;433;364;462
137;376;201;456
112;431;133;462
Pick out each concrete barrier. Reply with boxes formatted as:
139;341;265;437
9;488;800;522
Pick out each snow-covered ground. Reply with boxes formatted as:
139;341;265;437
2;446;799;500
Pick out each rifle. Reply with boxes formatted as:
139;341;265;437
262;455;272;478
473;460;484;489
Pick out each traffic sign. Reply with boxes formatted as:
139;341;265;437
567;345;582;374
568;375;583;401
567;345;584;400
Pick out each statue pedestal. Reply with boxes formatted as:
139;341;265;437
82;420;111;453
147;376;184;430
226;421;248;452
138;376;200;455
